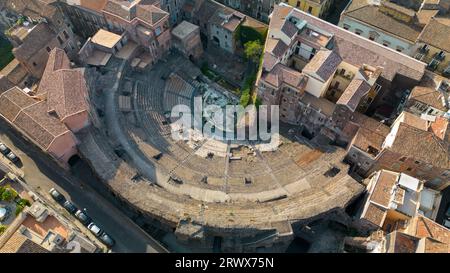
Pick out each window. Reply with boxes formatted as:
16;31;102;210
396;46;404;52
63;30;69;39
355;29;363;35
32;62;37;66
406;167;412;171
46;47;51;52
57;36;64;45
155;26;162;36
399;156;407;162
382;40;390;47
296;1;300;7
368;31;379;41
308;6;313;14
414;160;420;164
343;24;350;30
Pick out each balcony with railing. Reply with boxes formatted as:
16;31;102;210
414;44;429;61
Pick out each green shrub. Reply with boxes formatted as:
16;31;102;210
0;225;7;235
254;96;262;108
240;88;251;107
15;205;24;216
17;198;31;208
1;189;14;202
239;26;266;45
201;62;209;74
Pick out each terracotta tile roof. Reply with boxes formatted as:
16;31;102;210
0;76;14;94
39;49;89;120
430;116;449;142
422;237;450;253
14;101;71;149
409;86;448;111
261;63;308;89
302;49;342;82
337;79;371;112
47;69;89;120
389;123;450;170
103;0;133;19
300;93;336;117
370;170;398;208
103;1;168;26
281;20;298;38
38;48;71;95
0;87;38;122
412;215;450;246
0;231;49;253
388;231;419;253
418;18;450;52
262;52;279;71
363;203;387;227
91;29;122;48
6;0;57;21
343;4;422;42
351;115;390;153
0;59;28;85
400;111;429;131
136;4;168;26
80;0;108;12
266;38;288;58
13;23;56;61
417;9;439;26
195;0;219;24
209;9;244;32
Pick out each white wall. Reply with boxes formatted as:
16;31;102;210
304;76;325;98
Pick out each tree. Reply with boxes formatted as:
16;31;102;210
244;40;263;64
1;189;13;202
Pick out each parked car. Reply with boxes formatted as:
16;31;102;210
0;143;11;155
49;188;66;204
6;151;19;164
0;206;10;221
63;200;77;214
75;209;91;226
99;232;115;248
87;222;103;237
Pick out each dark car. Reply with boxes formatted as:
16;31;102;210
49;188;66;204
0;143;11;155
63;200;78;214
6;151;19;164
75;209;91;226
99;232;115;248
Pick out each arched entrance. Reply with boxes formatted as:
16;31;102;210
68;154;81;167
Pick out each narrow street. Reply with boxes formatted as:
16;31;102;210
0;119;168;253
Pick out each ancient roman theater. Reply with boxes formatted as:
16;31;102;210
78;53;364;252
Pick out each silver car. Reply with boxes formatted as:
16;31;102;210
87;222;103;237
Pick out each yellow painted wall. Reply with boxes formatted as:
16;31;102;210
284;0;331;18
422;45;449;75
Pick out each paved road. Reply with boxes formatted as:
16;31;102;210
0;119;168;253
